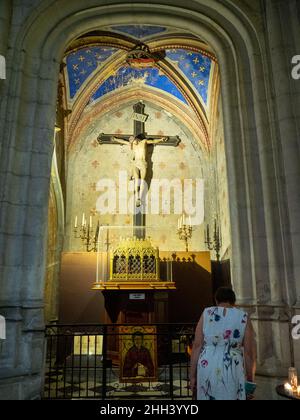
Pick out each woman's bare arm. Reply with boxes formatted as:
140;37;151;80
243;319;257;382
189;314;204;391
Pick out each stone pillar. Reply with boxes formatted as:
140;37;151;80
0;1;11;57
250;0;300;374
0;40;59;398
265;0;300;306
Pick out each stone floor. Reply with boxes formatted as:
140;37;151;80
44;365;288;400
43;365;192;400
255;376;287;401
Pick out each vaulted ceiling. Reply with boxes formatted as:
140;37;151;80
61;25;220;152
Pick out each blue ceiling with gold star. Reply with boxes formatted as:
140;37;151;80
66;47;117;98
166;49;211;105
66;44;213;107
90;67;187;104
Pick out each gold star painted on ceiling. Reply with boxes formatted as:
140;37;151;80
80;69;87;75
79;56;85;62
180;55;185;61
86;50;92;54
73;64;79;71
187;51;193;56
198;80;205;86
193;57;199;64
87;61;93;67
75;79;80;85
200;66;206;72
192;72;197;78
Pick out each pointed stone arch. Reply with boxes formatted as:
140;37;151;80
0;0;296;399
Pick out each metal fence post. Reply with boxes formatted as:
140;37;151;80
102;325;108;400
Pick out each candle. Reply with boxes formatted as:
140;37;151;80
74;216;78;228
82;213;85;227
284;383;294;396
189;216;192;227
289;367;298;390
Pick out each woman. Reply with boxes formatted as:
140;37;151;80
190;287;256;400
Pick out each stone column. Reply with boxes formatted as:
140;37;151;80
265;0;300;307
0;40;59;398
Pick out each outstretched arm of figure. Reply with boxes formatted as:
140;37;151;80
147;137;169;145
111;136;129;145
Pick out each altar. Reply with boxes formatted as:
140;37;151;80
93;236;176;291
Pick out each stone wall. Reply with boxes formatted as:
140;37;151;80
207;96;231;260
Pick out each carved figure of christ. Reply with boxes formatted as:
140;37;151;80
112;135;168;206
97;102;181;210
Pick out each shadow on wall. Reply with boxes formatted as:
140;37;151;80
168;255;214;324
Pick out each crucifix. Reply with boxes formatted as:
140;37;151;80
98;102;181;238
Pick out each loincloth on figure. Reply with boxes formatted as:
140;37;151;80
133;159;148;172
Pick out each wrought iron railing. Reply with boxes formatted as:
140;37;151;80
44;323;196;400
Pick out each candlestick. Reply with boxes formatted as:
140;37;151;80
177;214;193;252
205;219;222;261
74;213;99;252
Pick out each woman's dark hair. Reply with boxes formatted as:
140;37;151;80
215;287;236;305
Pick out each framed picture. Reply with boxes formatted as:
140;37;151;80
119;325;157;383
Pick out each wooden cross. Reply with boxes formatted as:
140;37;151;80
98;102;181;148
98;102;181;238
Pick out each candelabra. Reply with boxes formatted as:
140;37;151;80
74;213;100;253
205;218;222;261
177;215;193;252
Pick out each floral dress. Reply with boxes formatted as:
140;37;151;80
197;307;248;400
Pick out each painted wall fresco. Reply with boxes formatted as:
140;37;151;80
65;101;209;252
